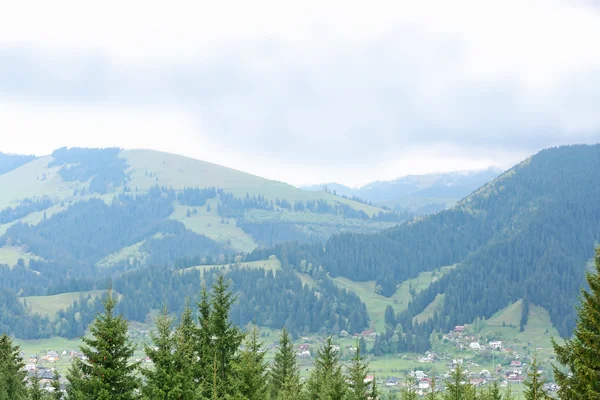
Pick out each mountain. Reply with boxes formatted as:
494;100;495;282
0;147;399;339
303;168;502;214
255;144;600;344
0;152;36;175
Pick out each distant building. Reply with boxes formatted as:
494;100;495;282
489;341;503;350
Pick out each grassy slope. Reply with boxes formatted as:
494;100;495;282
21;290;106;319
0;246;43;268
413;293;445;323
169;199;257;253
183;256;282;277
96;240;148;268
121;149;383;216
333;265;456;331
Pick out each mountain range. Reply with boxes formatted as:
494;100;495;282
0;144;598;350
302;167;502;214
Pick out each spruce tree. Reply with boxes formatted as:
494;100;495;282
552;246;600;398
270;328;301;400
66;290;140;400
369;375;379;400
233;326;269;400
141;306;182;399
425;377;438;400
195;285;214;398
0;333;27;400
306;337;347;400
208;275;245;399
442;364;469;400
400;378;418;400
523;355;549;400
174;301;203;399
27;371;47;400
347;341;369;400
50;370;62;400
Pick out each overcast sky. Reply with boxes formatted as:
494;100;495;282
1;0;599;187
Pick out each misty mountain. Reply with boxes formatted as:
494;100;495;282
302;167;502;214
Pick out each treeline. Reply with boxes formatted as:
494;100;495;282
50;147;129;194
0;152;36;175
249;145;600;342
0;198;53;224
0;258;369;339
1;274;564;399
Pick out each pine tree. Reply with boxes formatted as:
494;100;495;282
208;275;245;399
552;246;600;398
0;333;27;400
523;355;549;400
369;375;379;400
233;326;269;400
66;290;140;400
270;328;301;400
400;378;418;400
195;284;214;399
173;301;203;399
50;370;62;400
442;364;469;400
27;371;47;400
425;377;438;400
141;306;187;399
306;337;347;400
347;341;369;400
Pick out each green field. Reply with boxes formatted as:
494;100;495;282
96;240;148;268
414;293;445;323
334;265;456;331
0;246;43;268
21;290;106;319
183;256;282;277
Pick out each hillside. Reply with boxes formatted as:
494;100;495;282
253;144;600;351
0;147;395;339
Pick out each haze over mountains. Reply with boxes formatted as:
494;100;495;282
302;167;502;214
0;144;598;353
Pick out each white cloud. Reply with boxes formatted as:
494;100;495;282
0;0;599;186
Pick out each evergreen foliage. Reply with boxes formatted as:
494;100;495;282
232;326;269;400
552;246;600;398
66;291;140;400
306;337;347;400
523;354;549;400
270;328;302;400
0;333;27;400
347;341;369;400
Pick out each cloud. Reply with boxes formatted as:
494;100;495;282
0;0;599;185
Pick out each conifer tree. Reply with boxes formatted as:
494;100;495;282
425;377;438;400
233;326;268;400
208;275;245;399
347;341;369;400
174;301;203;399
443;364;469;400
50;370;62;400
552;246;600;398
369;375;379;400
27;371;47;400
400;378;418;400
523;355;549;400
270;328;301;400
306;337;347;400
195;285;214;398
0;333;27;400
66;291;140;400
141;306;188;399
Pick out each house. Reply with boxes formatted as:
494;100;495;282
298;344;310;351
386;378;398;387
414;370;427;380
364;375;374;384
25;363;37;371
454;326;465;333
510;360;522;368
489;341;503;350
418;379;430;390
297;350;311;358
469;342;481;350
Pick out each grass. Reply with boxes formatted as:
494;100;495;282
169;199;257;253
333;265;456;331
0;246;43;268
183;256;282;276
414;293;445;323
21;290;106;319
121;149;384;216
96;240;148;268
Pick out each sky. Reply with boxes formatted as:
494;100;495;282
1;0;600;187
